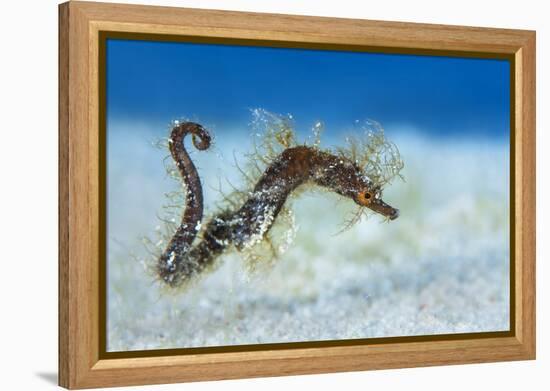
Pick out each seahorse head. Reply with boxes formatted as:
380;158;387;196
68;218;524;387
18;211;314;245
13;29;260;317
334;120;404;221
353;178;400;220
311;152;400;220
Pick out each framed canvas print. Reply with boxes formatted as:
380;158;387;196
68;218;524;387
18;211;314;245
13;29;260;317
58;1;536;389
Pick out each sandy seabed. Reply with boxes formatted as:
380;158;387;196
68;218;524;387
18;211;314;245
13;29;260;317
106;124;510;351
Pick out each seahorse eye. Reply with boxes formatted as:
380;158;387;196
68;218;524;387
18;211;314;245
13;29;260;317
357;190;373;206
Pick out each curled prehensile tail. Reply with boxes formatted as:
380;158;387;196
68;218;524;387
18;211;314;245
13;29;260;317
157;118;402;288
157;122;211;284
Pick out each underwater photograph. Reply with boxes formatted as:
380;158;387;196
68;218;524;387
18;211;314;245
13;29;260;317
105;39;510;352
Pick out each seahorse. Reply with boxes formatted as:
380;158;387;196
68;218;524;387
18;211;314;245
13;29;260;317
157;119;402;288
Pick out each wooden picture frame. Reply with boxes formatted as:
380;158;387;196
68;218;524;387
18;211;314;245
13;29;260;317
58;1;536;389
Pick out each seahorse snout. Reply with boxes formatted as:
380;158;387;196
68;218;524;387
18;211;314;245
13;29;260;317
366;197;400;220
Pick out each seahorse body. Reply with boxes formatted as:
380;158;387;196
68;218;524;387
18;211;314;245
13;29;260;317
158;122;399;287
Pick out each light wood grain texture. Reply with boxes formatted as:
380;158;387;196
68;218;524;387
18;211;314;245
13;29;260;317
58;1;536;389
58;3;70;387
